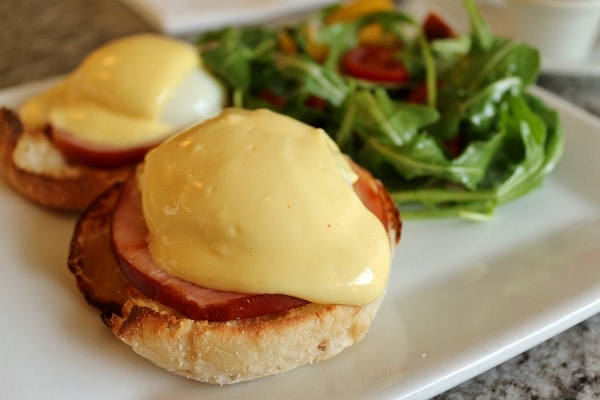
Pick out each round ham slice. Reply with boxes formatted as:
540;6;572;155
110;177;309;321
110;161;400;322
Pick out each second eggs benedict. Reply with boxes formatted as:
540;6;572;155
0;33;225;210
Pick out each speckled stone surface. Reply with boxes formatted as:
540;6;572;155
0;0;153;88
435;315;600;400
1;1;599;398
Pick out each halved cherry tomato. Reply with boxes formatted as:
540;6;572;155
423;11;456;40
341;45;409;83
51;128;163;169
259;89;288;109
407;82;429;104
304;94;327;110
407;81;443;105
443;135;464;158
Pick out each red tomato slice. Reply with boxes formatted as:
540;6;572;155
423;11;456;40
341;45;409;83
51;128;164;169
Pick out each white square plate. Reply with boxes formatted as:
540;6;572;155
1;79;599;400
118;0;337;35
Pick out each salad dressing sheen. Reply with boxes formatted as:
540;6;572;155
141;108;391;306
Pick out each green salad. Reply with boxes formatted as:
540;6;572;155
196;0;564;220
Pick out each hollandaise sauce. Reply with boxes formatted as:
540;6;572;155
141;108;391;306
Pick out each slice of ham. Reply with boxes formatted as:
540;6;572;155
348;157;401;245
110;161;400;322
111;178;309;322
51;127;165;169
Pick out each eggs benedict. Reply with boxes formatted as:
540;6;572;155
68;108;401;383
0;33;225;210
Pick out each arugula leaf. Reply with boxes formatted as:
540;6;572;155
347;89;439;146
271;53;350;106
198;27;279;90
463;0;494;50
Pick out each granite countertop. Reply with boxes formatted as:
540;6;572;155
1;0;599;398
